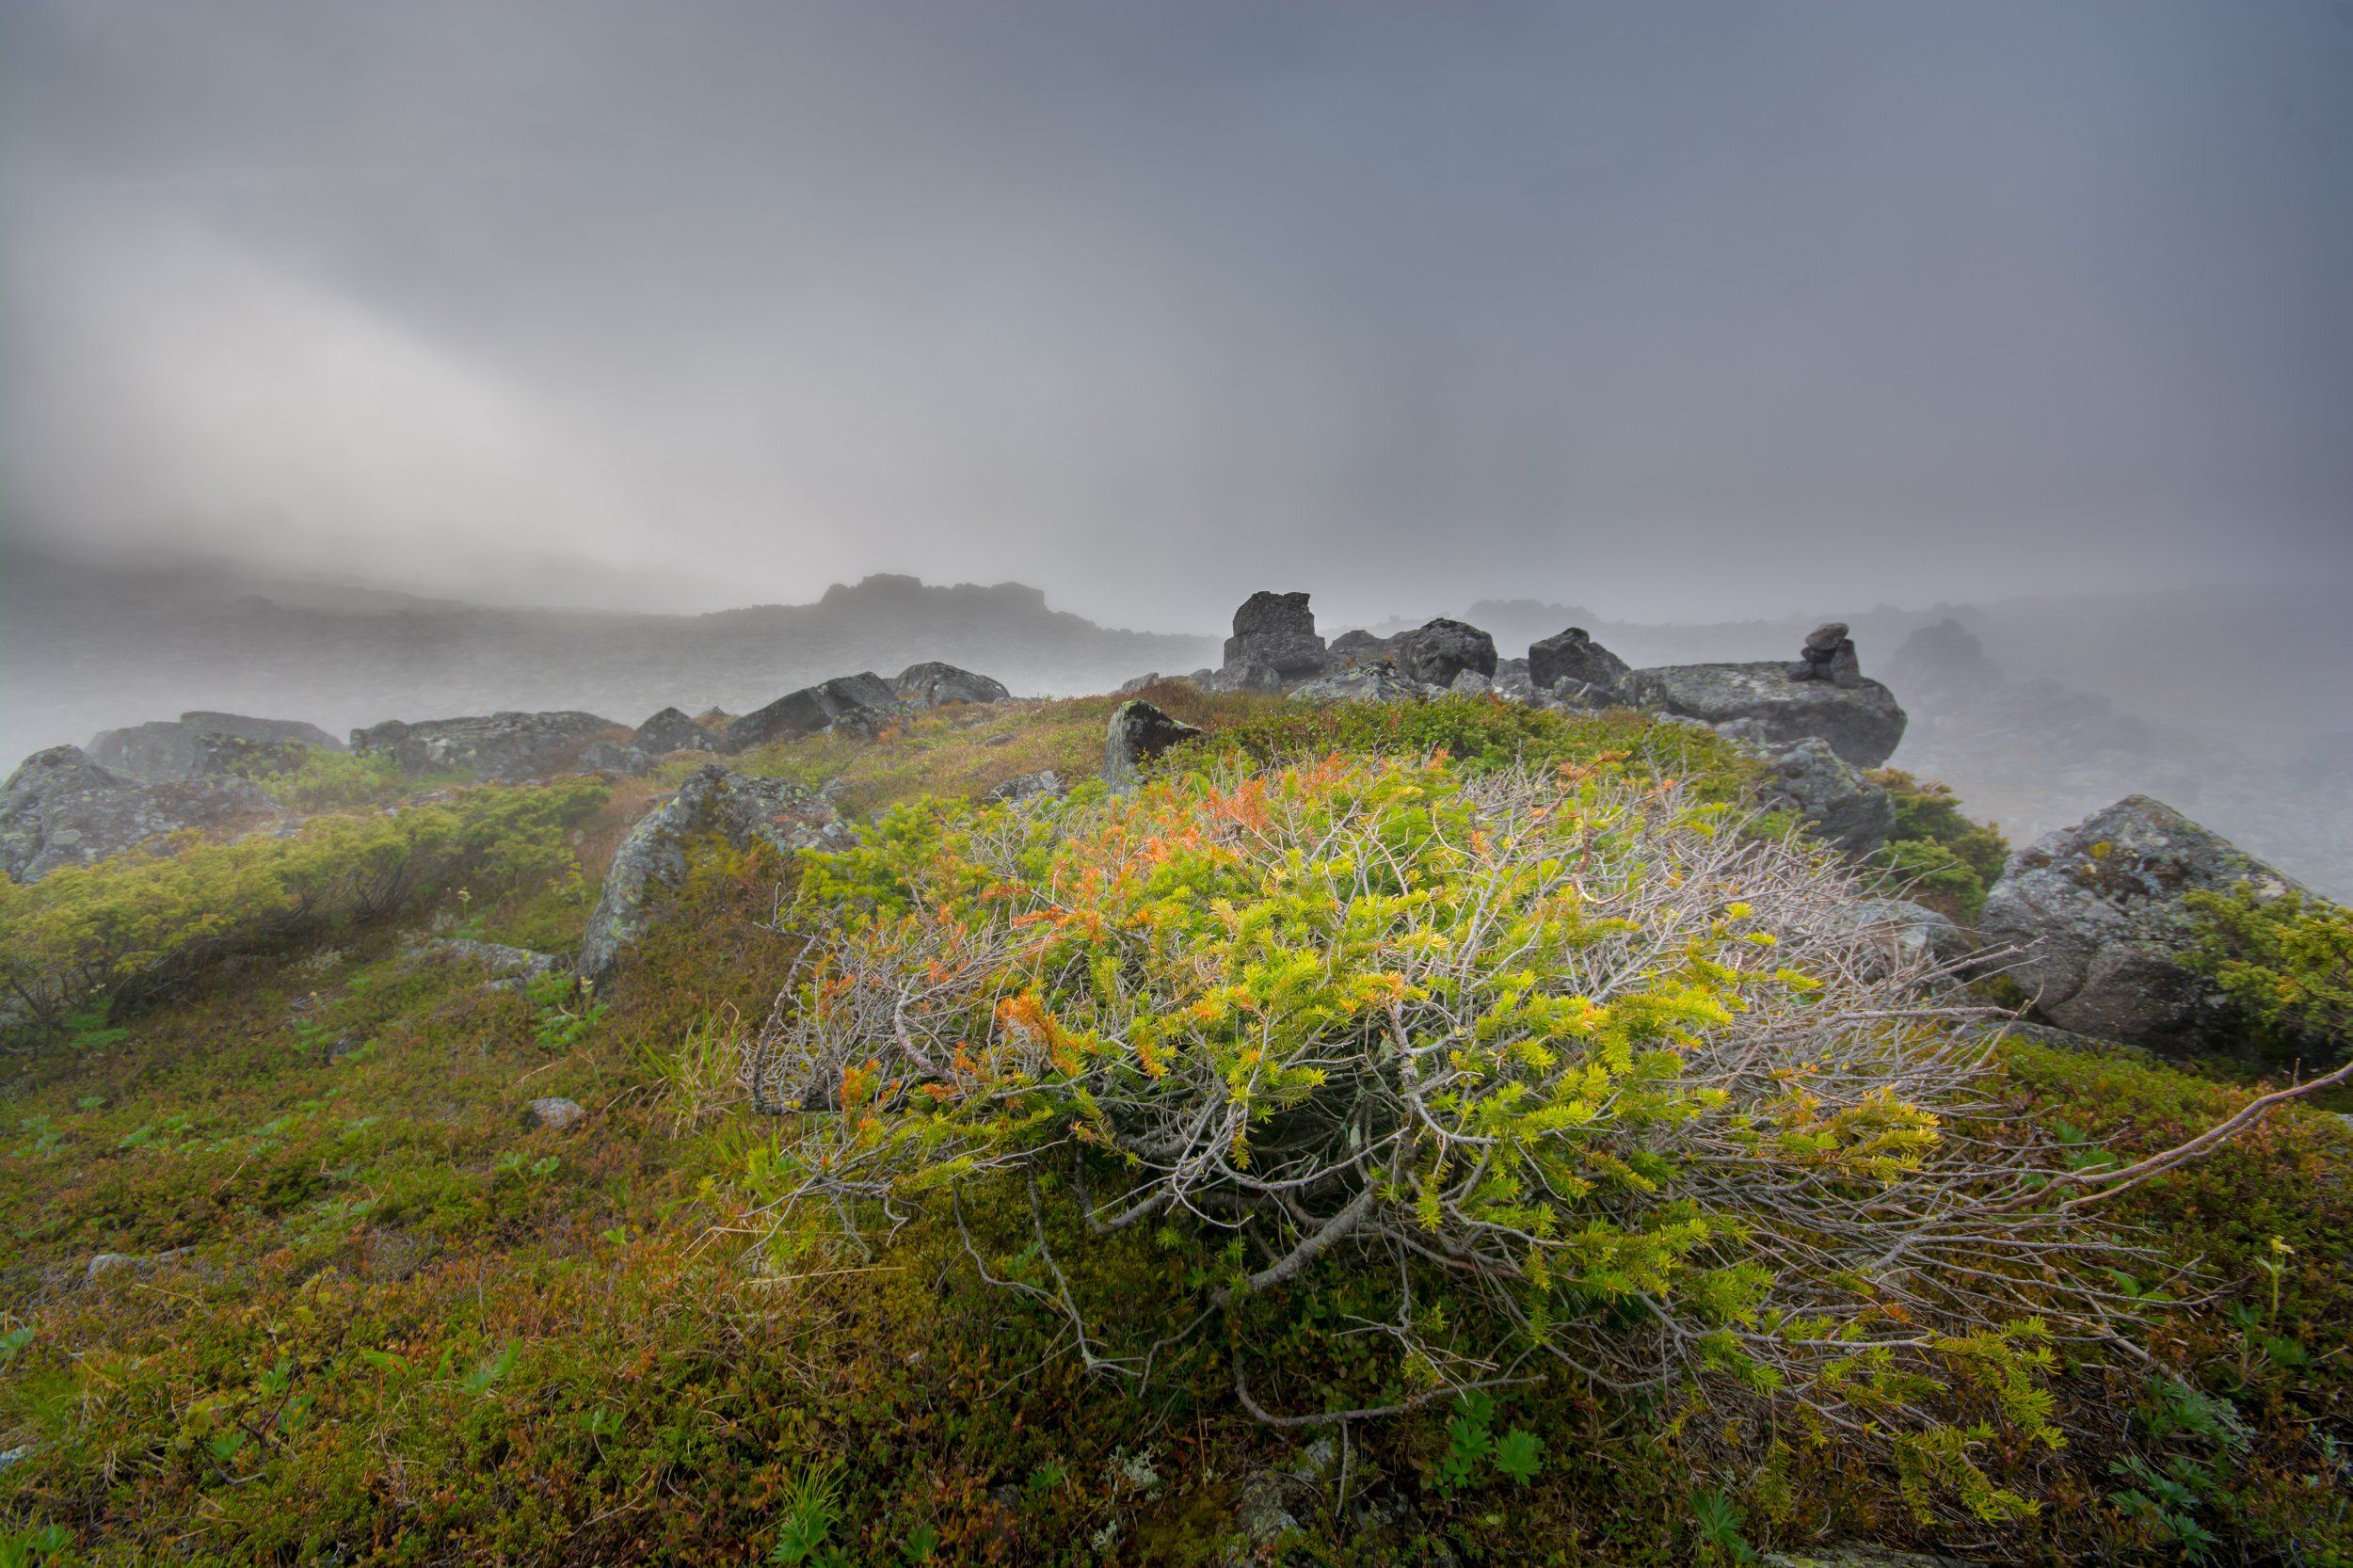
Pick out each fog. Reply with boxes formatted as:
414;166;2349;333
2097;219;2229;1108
4;1;2348;627
2;2;2349;888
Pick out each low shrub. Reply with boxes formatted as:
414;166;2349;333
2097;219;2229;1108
750;752;2126;1517
1865;770;2009;920
2185;884;2353;1069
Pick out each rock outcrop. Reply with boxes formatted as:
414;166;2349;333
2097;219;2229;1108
579;766;853;979
1528;627;1631;701
1978;795;2306;1052
1104;700;1203;792
351;711;618;783
720;674;903;753
577;739;652;777
1628;662;1906;769
1221;592;1329;684
1;746;275;882
1751;737;1896;856
893;662;1013;709
631;707;717;755
1288;662;1423;704
89;712;341;784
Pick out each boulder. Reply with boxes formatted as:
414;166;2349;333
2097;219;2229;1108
1113;673;1162;696
1326;629;1390;663
894;662;1013;709
1221;591;1328;681
1288;661;1426;704
983;770;1066;805
579;765;854;979
1104;700;1204;792
1;745;275;882
1528;627;1631;699
1978;795;2307;1052
631;707;717;755
1751;736;1896;856
1389;618;1497;689
721;673;904;753
1627;663;1907;768
1449;668;1493;695
1810;898;1972;975
350;711;618;783
90;712;331;783
578;739;652;777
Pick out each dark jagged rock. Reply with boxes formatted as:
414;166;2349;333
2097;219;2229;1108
894;661;1013;709
1752;737;1896;856
1;745;275;882
1221;591;1328;682
1628;662;1907;769
350;711;618;783
1528;627;1631;699
631;707;718;755
1978;795;2309;1052
720;674;903;753
1103;700;1204;792
1389;618;1497;689
579;766;853;979
1788;621;1864;689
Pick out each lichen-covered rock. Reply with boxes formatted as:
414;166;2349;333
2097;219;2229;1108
720;673;903;753
1288;661;1427;704
1;745;276;882
983;770;1065;805
1978;795;2306;1052
577;739;652;777
1528;627;1631;699
1389;617;1497;689
631;707;717;755
350;711;618;783
411;938;563;990
1221;591;1328;682
893;662;1012;709
1751;736;1896;856
1627;662;1907;768
521;1096;586;1130
1104;700;1204;792
579;765;852;979
90;712;333;783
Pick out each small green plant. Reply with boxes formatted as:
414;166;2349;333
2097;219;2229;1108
529;972;605;1054
0;1525;72;1568
769;1459;847;1565
1431;1392;1540;1493
1689;1489;1759;1564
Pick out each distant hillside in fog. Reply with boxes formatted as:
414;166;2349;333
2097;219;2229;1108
0;544;1218;764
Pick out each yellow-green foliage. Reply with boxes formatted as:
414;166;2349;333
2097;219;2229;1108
2185;886;2353;1063
0;780;607;1033
1866;770;2010;920
263;749;448;812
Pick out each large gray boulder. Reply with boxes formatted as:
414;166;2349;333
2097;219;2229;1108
893;662;1012;709
1;746;275;882
1388;618;1497;689
89;712;340;784
631;707;718;756
579;766;853;979
721;674;903;753
1288;661;1427;704
1628;663;1907;768
1978;794;2306;1052
1528;627;1631;700
1751;736;1896;856
1104;700;1204;792
1221;592;1328;682
351;711;618;783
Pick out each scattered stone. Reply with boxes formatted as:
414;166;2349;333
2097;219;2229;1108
631;706;718;755
1222;591;1329;682
1289;661;1423;704
521;1096;585;1131
1449;668;1493;695
578;739;652;777
1104;701;1204;793
720;673;904;753
983;770;1065;805
1752;737;1897;856
1388;617;1497;689
894;661;1013;709
1626;663;1907;768
350;711;619;783
1787;621;1865;688
579;766;852;979
1528;627;1632;699
1;745;275;882
1978;795;2309;1053
86;1246;195;1283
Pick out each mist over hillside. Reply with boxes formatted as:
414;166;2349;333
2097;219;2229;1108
8;540;2345;897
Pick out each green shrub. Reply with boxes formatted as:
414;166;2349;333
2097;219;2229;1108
2185;886;2352;1064
0;780;607;1036
1865;771;2009;920
753;752;2108;1513
261;749;414;811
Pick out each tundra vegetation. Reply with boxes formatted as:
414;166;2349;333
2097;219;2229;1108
0;693;2346;1566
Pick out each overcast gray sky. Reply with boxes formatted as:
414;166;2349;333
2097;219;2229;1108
3;1;2347;629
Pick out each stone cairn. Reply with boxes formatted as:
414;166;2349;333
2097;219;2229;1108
1787;622;1863;689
